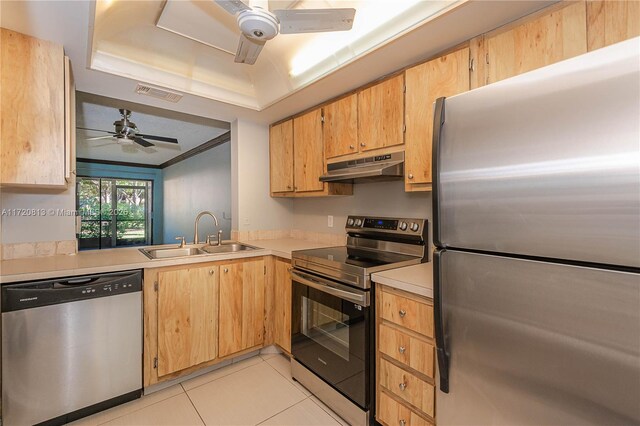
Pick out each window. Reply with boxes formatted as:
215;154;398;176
76;177;153;250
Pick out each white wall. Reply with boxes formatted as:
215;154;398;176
163;142;232;244
231;119;293;231
292;180;432;243
0;182;76;244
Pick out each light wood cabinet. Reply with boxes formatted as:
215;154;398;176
323;93;358;160
376;285;436;425
269;109;353;198
269;119;294;193
218;258;266;357
144;257;268;386
483;1;587;85
586;0;640;51
157;265;219;377
358;74;405;153
293;109;325;193
272;258;292;352
0;28;75;188
405;47;470;191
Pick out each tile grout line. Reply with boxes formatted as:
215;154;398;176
93;388;186;426
183;357;265;393
182;384;208;426
254;397;311;426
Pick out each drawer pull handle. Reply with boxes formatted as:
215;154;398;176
399;420;406;426
399;382;407;391
399;346;406;354
399;309;407;318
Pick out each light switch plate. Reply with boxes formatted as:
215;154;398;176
327;215;334;228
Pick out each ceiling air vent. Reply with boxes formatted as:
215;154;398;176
134;83;183;103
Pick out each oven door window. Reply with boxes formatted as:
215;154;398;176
291;279;369;409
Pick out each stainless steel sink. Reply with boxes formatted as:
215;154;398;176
200;243;258;254
139;246;204;259
140;242;259;259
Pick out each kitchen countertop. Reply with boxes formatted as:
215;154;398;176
372;262;434;299
0;239;333;284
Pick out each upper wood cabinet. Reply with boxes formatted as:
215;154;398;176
1;28;75;188
269;109;352;198
586;0;640;51
157;265;219;377
405;47;470;192
293;109;325;193
323;93;358;160
269;119;294;193
483;2;587;85
272;258;292;353
218;258;266;358
358;74;405;152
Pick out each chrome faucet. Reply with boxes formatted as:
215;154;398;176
194;211;220;245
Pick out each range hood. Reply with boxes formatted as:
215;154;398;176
320;152;404;183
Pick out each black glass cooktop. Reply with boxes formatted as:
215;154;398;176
293;246;417;270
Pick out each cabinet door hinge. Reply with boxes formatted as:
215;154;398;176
153;357;158;369
469;58;475;71
264;265;267;275
320;115;325;123
154;281;158;291
403;84;406;93
485;52;489;65
403;124;406;133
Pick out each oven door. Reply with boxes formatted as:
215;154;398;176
290;268;370;410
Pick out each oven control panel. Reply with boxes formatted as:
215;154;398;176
346;216;427;235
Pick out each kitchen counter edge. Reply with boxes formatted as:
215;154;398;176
372;262;434;299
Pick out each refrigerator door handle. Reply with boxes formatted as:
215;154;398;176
432;97;446;248
434;249;450;392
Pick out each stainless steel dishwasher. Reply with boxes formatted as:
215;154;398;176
1;270;143;425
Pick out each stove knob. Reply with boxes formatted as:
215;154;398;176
355;218;363;227
410;222;420;232
347;218;355;227
399;221;408;231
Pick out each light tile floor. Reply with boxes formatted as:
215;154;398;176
69;354;348;426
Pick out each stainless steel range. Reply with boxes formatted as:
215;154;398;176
290;216;428;425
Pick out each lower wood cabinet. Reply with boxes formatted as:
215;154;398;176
272;257;292;353
377;285;436;425
157;265;218;377
144;256;266;386
218;258;266;357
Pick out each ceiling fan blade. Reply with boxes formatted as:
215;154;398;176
216;0;251;15
77;127;117;135
235;33;265;65
274;8;356;34
85;135;115;141
133;137;154;148
137;134;179;144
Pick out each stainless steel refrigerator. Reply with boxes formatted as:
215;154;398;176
432;37;640;425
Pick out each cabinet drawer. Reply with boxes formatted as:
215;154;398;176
378;391;431;426
379;324;434;379
380;289;434;338
379;358;434;417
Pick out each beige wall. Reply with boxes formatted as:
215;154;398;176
0;181;76;244
292;180;432;243
231;119;293;232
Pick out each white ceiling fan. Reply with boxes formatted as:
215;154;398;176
216;0;356;65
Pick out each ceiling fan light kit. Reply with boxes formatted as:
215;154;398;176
216;0;356;65
78;109;179;149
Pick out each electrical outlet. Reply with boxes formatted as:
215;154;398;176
243;217;250;226
328;215;334;228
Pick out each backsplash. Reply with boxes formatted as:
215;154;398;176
232;229;346;246
1;239;77;260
